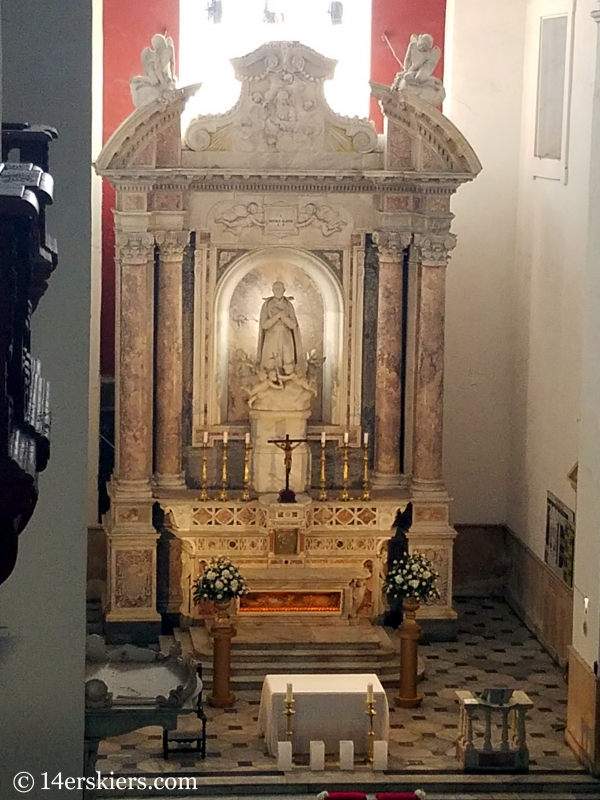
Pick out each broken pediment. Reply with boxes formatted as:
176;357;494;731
371;82;482;176
182;41;381;170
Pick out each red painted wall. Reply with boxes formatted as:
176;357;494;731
101;0;179;376
99;0;446;375
370;0;446;132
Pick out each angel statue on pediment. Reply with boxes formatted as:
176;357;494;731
130;34;177;109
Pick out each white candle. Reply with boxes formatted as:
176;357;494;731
245;432;250;445
223;431;228;445
343;431;349;445
367;682;374;703
363;432;369;446
321;431;326;446
286;683;293;703
203;431;208;445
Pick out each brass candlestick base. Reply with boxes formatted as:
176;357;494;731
366;699;377;764
217;438;229;502
318;439;327;501
198;441;210;501
285;697;295;741
338;440;350;501
361;439;371;501
241;439;252;501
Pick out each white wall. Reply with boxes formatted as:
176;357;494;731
571;2;600;667
508;0;594;560
0;0;93;796
443;0;527;524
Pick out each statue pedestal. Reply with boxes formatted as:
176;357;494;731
249;408;311;494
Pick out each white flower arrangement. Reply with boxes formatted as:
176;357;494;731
192;556;249;604
383;553;440;602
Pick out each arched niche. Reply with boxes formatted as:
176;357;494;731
213;247;345;425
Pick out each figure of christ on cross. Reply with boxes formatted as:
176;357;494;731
268;434;307;503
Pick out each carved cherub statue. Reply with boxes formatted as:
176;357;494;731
130;34;177;108
389;33;446;106
246;368;283;408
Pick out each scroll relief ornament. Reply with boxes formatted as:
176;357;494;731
214;201;348;238
185;42;378;158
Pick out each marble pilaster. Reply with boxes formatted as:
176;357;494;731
411;232;456;492
372;231;411;488
154;230;188;488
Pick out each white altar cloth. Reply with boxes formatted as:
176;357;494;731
258;673;389;756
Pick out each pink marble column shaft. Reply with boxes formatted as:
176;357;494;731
154;231;188;488
412;233;456;490
115;232;155;492
372;231;410;488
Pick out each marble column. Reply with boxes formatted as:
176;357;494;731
154;230;188;488
114;231;155;496
411;232;457;492
107;229;160;625
372;231;411;488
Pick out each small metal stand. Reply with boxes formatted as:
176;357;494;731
285;691;295;741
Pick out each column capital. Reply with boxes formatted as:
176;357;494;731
155;230;190;262
414;232;457;266
373;230;412;260
115;231;154;264
592;2;600;22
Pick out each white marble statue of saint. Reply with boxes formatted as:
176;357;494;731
257;281;305;377
130;34;177;109
390;33;446;106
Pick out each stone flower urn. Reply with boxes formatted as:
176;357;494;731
396;596;424;708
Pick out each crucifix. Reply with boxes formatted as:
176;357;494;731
268;434;307;503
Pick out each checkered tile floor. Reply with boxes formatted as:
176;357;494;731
97;599;580;775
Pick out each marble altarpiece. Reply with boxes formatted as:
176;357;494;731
96;40;481;637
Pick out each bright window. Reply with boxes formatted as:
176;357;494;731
179;0;372;124
535;14;568;160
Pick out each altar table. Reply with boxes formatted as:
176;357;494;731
258;673;389;755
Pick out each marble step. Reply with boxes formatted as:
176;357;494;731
94;771;600;798
158;634;401;690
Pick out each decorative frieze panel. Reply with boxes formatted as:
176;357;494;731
212;200;349;238
113;549;154;610
192;536;269;556
305;535;378;553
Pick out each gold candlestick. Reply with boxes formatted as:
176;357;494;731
338;437;350;501
318;437;327;501
365;695;377;764
217;436;229;501
284;687;295;741
198;439;210;501
361;437;371;501
241;437;252;501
